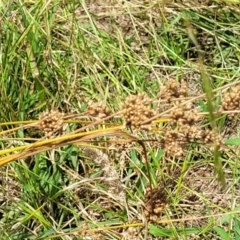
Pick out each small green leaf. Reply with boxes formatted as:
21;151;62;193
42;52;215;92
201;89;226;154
234;218;240;239
215;226;230;239
225;138;240;146
149;224;199;237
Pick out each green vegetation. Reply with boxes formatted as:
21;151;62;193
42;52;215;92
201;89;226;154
1;1;240;239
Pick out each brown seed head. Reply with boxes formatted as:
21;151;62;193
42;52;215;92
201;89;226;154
143;186;167;222
170;104;199;125
161;79;188;102
221;85;240;118
38;110;64;138
122;93;156;130
87;102;111;118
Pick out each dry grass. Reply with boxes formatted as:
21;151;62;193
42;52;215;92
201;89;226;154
1;0;240;239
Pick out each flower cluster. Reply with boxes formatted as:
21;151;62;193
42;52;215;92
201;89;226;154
160;79;188;102
38;110;64;138
143;186;167;222
122;93;156;130
163;104;223;157
86;102;111;118
221;85;240;119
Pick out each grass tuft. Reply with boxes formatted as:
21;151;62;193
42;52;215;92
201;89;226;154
1;1;240;239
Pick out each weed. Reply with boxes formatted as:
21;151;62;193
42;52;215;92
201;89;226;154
1;1;240;240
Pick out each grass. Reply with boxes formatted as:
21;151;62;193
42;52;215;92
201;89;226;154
1;0;240;239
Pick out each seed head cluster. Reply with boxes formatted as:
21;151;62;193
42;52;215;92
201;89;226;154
143;186;167;222
87;102;111;118
164;130;186;157
201;129;223;148
122;93;156;130
221;85;240;118
164;104;223;157
38;110;64;138
170;104;199;125
161;79;188;102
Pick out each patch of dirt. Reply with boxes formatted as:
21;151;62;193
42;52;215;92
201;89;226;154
74;1;163;55
176;163;240;227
